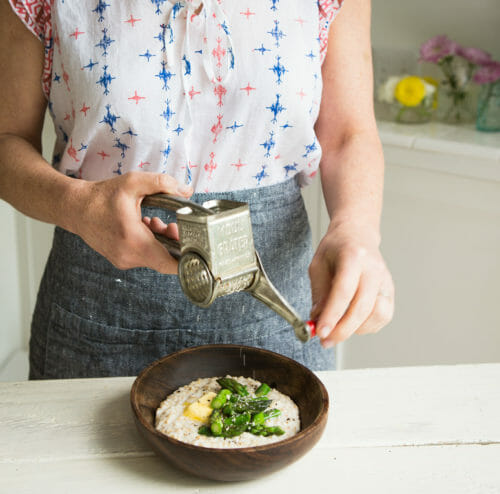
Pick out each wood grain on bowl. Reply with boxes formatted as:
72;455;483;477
130;344;329;482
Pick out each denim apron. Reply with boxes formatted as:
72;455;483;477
29;177;335;379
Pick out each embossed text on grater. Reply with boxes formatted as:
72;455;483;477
219;272;255;297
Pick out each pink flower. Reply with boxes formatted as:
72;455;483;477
457;46;492;65
419;35;458;63
473;61;500;84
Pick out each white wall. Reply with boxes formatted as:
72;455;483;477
371;0;500;107
372;0;500;60
0;202;23;365
0;112;55;380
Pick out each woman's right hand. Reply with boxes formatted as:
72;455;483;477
71;171;193;274
0;4;187;276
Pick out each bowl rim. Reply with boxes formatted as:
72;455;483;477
130;343;329;453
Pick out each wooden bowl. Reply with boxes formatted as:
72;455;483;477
130;344;329;482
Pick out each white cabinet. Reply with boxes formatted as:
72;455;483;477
341;122;500;368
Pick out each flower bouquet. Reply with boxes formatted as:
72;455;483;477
378;75;437;124
419;35;492;124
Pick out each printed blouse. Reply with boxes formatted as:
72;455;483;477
9;0;344;193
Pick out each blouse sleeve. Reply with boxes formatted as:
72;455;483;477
8;0;53;98
318;0;345;64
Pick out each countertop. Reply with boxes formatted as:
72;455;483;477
1;363;499;493
377;120;500;182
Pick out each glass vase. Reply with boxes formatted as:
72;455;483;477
476;80;500;132
389;100;434;124
437;84;475;124
436;55;475;125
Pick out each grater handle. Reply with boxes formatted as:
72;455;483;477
142;194;215;216
151;233;182;260
247;251;314;343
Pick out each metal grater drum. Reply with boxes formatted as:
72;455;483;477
178;253;213;306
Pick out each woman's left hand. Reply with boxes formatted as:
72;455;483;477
309;223;394;348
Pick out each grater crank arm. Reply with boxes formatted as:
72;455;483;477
247;251;311;342
142;193;216;216
141;193;215;259
149;234;182;260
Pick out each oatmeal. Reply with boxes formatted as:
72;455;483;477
155;376;300;448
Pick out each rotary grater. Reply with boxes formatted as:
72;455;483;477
142;194;315;342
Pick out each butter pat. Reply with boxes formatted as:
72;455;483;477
183;392;217;422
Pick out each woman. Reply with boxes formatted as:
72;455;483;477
0;0;394;378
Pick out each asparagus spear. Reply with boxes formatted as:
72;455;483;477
255;382;271;396
221;412;251;438
252;408;281;425
262;426;285;436
222;423;248;437
198;425;212;436
251;425;285;437
210;409;224;436
216;377;249;397
210;388;231;409
233;397;272;414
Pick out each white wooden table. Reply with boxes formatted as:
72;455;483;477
1;364;499;493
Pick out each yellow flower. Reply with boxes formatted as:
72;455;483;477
423;76;439;87
395;76;426;107
423;76;439;109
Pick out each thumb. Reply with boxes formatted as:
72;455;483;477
309;257;332;320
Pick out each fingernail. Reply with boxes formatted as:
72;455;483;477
177;183;193;195
322;340;335;349
318;325;330;338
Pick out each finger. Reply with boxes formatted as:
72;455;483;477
165;222;179;240
145;218;180;241
149;216;169;234
137;226;179;274
309;257;333;320
142;216;151;226
112;221;179;273
355;291;395;335
322;273;379;347
315;262;362;340
144;243;178;274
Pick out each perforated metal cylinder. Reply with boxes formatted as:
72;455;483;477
178;252;215;307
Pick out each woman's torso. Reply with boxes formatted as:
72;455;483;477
48;0;326;192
